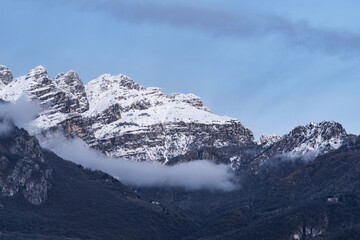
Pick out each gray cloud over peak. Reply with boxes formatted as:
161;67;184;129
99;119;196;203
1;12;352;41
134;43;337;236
49;0;360;58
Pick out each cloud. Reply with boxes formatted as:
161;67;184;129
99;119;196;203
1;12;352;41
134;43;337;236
0;96;40;132
49;0;360;58
40;135;236;191
0;120;12;135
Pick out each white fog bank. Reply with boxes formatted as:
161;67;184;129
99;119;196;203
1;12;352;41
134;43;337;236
41;136;236;191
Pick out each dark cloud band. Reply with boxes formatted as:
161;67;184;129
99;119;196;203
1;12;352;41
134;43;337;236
49;0;360;58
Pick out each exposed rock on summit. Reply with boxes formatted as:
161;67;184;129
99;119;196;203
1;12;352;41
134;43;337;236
0;65;13;85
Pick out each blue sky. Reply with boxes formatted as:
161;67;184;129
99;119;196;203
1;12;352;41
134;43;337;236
1;0;360;137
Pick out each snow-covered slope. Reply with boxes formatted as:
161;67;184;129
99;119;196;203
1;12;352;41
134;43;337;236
83;73;254;162
85;73;238;138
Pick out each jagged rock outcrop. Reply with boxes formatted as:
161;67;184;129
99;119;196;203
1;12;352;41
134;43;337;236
0;66;89;129
0;65;13;85
0;121;52;205
54;70;89;113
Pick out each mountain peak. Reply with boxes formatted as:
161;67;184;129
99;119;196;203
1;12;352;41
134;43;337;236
307;120;342;128
54;70;82;85
27;65;50;84
255;121;348;165
289;121;346;142
54;70;89;113
30;65;47;74
88;73;145;92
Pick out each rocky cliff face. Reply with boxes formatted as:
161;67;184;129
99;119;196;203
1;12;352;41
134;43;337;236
0;121;52;205
0;66;13;85
53;70;89;113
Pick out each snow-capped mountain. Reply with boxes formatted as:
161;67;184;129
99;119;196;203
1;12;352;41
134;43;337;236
248;121;349;170
265;121;346;158
223;121;352;170
0;65;353;167
0;65;255;163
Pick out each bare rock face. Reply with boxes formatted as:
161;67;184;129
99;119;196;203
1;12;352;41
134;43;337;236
96;121;256;163
0;65;13;85
0;122;52;205
26;67;89;122
54;70;89;113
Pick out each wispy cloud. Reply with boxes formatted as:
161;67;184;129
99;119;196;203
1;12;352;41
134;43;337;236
0;96;40;131
41;135;236;191
51;0;360;57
